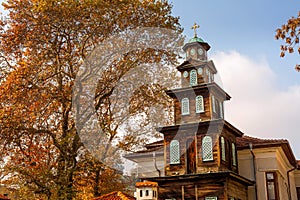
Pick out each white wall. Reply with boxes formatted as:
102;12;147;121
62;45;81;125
238;147;297;200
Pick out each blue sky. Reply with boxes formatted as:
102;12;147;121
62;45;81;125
171;0;300;159
171;0;300;87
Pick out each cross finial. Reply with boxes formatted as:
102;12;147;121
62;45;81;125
191;22;200;38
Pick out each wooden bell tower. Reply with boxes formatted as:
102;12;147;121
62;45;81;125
144;23;252;200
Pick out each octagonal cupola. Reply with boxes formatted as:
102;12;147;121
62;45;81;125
183;23;210;62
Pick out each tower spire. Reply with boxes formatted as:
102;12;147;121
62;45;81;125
191;22;200;38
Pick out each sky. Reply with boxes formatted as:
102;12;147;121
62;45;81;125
0;1;299;160
171;0;300;159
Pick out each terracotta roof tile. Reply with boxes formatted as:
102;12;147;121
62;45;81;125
93;191;135;200
237;135;297;167
136;181;158;188
236;135;288;149
0;194;10;200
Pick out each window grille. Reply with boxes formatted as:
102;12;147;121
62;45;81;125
181;98;190;115
202;136;213;161
190;69;197;86
170;140;180;164
196;95;204;113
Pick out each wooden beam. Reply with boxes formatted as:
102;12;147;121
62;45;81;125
181;185;185;200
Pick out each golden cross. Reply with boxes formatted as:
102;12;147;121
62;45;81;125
191;22;200;38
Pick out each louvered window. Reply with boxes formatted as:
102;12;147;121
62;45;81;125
190;69;197;86
232;143;237;166
202;136;213;161
181;98;190;115
221;137;226;161
196;95;204;113
170;140;180;164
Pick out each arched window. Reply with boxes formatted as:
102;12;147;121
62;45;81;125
219;101;224;118
215;99;220;117
221;137;226;161
145;190;149;196
170;140;180;164
190;69;197;86
232;143;237;166
140;190;143;197
202;136;213;161
212;95;216;113
206;68;211;83
181;98;190;115
196;95;204;113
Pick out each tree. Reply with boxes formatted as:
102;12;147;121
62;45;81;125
0;0;182;199
275;11;300;71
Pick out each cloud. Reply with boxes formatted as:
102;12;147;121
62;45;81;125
211;51;300;159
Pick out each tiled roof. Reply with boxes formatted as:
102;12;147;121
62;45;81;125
134;146;163;154
145;140;164;150
0;194;10;200
136;181;158;188
124;140;164;161
93;191;135;200
236;135;288;149
237;135;297;167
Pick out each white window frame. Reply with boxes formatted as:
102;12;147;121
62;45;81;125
206;68;211;83
170;140;180;164
181;98;190;115
212;95;216;113
232;143;237;166
190;69;197;86
221;137;226;161
202;136;213;161
219;101;223;118
196;95;205;113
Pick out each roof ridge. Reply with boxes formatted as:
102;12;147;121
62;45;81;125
117;191;131;200
93;191;135;200
94;191;118;199
242;135;287;141
238;135;288;144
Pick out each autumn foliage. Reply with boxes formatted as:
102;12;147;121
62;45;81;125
275;11;300;71
0;0;181;199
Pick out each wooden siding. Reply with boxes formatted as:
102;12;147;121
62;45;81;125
145;173;251;200
227;178;248;200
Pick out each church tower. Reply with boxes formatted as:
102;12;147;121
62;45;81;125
144;24;253;200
